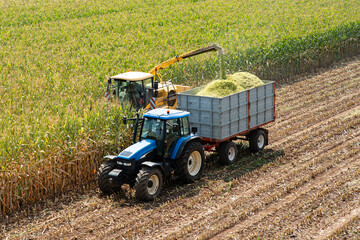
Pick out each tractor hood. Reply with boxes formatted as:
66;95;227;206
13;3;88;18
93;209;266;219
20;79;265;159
117;139;157;161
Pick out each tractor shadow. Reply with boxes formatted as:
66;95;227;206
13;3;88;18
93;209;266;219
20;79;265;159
108;142;284;210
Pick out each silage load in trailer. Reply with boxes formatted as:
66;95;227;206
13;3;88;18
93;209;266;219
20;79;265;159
196;80;244;98
196;72;264;97
227;72;264;89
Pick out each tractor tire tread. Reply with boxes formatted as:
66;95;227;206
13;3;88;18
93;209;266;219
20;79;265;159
97;161;122;194
135;167;163;201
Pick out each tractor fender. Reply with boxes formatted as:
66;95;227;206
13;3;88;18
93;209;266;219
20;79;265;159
141;161;165;174
171;135;202;160
103;155;118;160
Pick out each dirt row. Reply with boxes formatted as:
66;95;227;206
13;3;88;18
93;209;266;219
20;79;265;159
1;58;360;239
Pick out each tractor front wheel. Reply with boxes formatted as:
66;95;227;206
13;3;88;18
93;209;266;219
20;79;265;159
135;167;163;201
97;160;122;194
177;141;205;183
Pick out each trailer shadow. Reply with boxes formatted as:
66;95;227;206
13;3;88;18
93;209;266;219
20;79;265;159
204;144;285;182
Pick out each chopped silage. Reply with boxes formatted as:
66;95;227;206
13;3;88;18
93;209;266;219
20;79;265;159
196;80;244;98
227;72;264;89
195;72;264;97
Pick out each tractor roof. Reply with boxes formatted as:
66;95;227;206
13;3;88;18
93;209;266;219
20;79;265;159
144;109;190;120
111;71;153;81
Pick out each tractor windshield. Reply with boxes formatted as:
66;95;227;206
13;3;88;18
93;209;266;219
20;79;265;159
141;117;164;141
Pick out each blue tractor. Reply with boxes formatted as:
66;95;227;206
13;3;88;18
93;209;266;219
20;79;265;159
97;108;205;201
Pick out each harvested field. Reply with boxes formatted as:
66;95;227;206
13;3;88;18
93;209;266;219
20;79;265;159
1;59;360;239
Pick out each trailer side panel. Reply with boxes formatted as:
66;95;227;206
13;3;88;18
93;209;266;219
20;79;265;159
177;81;275;141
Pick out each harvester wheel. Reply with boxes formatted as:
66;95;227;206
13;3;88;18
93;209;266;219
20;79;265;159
97;160;122;194
218;141;238;165
249;129;266;153
135;167;163;201
177;141;205;183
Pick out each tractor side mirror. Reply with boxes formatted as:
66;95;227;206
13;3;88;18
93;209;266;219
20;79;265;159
122;117;127;124
191;127;197;134
154;81;158;90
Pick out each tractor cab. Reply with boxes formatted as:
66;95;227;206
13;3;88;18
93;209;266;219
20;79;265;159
108;71;156;109
114;109;193;165
141;109;192;159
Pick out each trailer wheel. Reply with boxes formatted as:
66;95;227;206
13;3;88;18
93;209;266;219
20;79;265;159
135;167;163;201
97;160;122;194
249;129;266;153
218;141;238;165
177;141;205;183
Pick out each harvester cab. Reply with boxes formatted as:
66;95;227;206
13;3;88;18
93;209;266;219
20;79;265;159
107;71;156;110
98;108;204;201
106;44;225;110
107;71;189;110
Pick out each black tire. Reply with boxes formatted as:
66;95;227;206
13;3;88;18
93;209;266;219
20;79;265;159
97;160;122;194
249;129;266;153
176;141;205;183
218;141;238;165
135;167;163;201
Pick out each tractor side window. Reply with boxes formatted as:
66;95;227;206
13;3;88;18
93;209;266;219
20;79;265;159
166;119;181;137
165;119;181;158
181;117;190;136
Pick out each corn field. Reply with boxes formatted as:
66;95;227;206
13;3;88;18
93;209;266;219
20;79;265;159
1;0;360;216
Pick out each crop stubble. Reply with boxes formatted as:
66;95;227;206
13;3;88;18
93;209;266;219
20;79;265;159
1;59;360;239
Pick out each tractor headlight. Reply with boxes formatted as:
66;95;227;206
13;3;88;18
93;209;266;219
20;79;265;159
117;160;132;167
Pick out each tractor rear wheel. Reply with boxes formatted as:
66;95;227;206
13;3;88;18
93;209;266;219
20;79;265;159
177;141;205;183
218;141;238;165
135;167;163;201
249;129;266;153
97;160;122;194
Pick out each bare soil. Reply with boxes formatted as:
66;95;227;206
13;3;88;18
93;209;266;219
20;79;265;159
1;59;360;240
